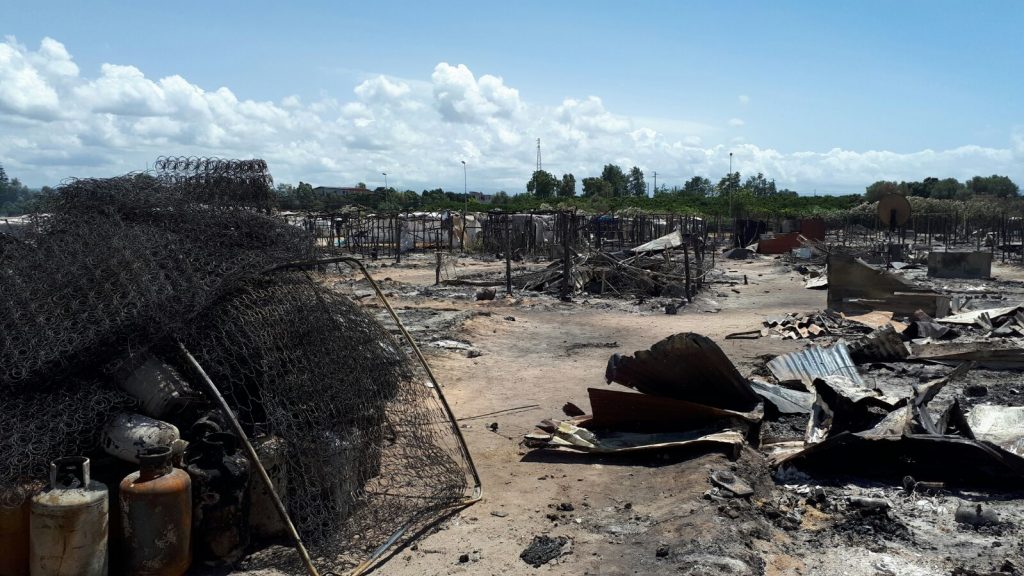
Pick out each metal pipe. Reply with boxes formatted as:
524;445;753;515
178;343;321;576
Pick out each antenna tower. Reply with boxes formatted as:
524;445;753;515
536;138;542;172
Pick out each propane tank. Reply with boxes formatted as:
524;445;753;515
119;446;192;576
116;356;195;420
102;413;182;464
29;457;108;576
187;432;251;565
0;489;32;576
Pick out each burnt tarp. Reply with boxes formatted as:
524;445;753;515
827;254;950;317
605;333;760;411
927;251;993;279
767;342;863;388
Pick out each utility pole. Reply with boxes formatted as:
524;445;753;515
382;172;388;190
653;171;657;196
729;152;734;218
536;138;542;172
461;160;467;250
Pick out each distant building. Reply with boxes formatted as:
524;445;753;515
467;191;492;203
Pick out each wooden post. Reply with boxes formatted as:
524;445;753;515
435;251;442;285
560;211;572;299
682;241;692;303
504;214;513;296
395;213;402;264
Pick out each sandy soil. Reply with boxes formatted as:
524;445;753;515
311;252;1024;576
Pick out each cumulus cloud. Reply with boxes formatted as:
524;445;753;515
431;62;521;123
0;35;1021;195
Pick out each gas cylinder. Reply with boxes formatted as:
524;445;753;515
248;433;288;540
119;446;192;575
116;356;195;420
0;490;32;576
102;413;182;464
186;432;251;565
29;457;108;576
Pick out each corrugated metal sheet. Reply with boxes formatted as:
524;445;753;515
767;342;863;387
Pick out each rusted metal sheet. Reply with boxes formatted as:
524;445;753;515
827;254;950;317
605;333;759;411
586;388;761;432
767;342;863;388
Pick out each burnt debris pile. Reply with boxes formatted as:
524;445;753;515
0;158;474;574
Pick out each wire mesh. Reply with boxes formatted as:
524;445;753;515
0;157;476;574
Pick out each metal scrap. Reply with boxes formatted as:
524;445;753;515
847;324;910;363
605;333;759;411
767;342;863;388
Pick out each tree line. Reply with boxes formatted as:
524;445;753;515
865;175;1019;202
525;163;799;201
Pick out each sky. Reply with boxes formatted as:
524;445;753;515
1;0;1022;194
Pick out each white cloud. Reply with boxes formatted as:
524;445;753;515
0;35;1021;195
431;62;521;124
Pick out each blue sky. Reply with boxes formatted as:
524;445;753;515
2;0;1022;193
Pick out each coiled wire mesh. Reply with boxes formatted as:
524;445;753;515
0;157;474;573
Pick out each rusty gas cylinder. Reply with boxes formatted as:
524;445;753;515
29;457;108;576
186;432;251;565
119;446;192;575
0;491;31;576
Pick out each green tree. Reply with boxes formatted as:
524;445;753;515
526;170;558;198
743;172;777;197
864;180;901;202
682;176;714;197
627;166;646;197
967;175;1019;198
600;164;628;197
558;173;576;197
582;176;613;198
716;172;741;199
492;191;510;206
927;177;965;200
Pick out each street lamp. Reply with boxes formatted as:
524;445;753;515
382;172;388;190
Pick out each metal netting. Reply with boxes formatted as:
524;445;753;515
0;157;476;574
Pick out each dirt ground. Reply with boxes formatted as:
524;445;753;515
324;253;1024;576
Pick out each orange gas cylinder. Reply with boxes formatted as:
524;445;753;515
119;446;192;576
0;494;30;576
